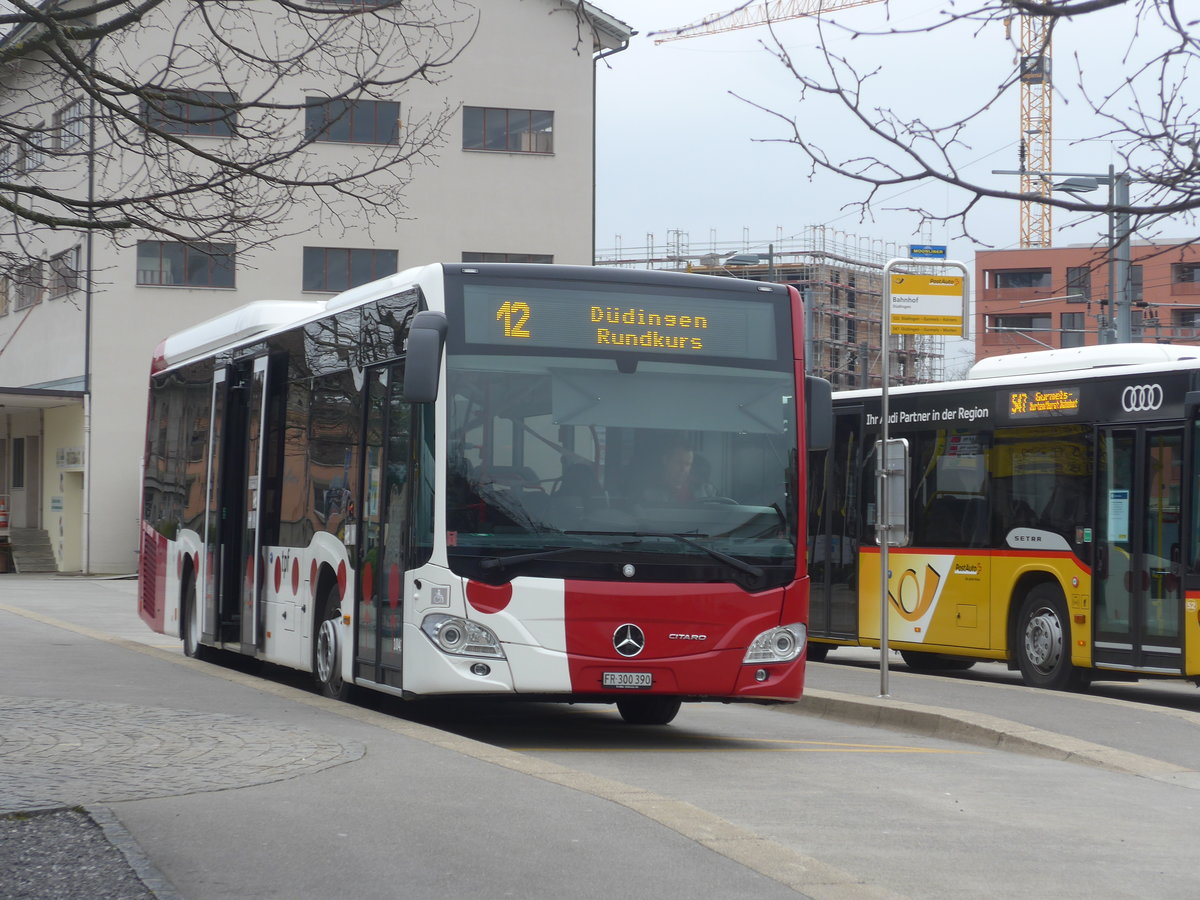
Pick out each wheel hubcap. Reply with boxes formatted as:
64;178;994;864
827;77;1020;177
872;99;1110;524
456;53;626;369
1024;606;1063;674
316;617;339;684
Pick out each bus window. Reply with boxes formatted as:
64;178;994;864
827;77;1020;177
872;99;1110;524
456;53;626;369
910;429;990;549
992;425;1092;550
446;356;796;587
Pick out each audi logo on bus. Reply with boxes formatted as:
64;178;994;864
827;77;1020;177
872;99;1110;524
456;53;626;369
1121;384;1164;412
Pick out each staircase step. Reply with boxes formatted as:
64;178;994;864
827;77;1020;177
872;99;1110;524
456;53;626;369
6;528;58;574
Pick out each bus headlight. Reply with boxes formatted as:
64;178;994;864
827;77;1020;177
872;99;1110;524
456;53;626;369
743;624;807;664
420;614;506;659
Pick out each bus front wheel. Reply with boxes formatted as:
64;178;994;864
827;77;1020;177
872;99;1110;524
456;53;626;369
616;696;682;725
314;586;353;702
1016;584;1087;691
807;643;831;663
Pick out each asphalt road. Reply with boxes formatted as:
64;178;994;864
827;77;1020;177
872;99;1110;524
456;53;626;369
4;575;1200;899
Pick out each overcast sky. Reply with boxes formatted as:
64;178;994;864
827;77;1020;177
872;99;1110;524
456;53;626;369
592;0;1167;265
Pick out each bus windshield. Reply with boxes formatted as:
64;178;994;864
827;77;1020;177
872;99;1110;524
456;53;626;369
446;353;797;588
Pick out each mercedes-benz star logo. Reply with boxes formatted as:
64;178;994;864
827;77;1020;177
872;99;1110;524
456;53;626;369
613;623;645;657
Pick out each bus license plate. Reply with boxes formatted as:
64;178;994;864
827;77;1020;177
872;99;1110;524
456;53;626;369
603;672;652;689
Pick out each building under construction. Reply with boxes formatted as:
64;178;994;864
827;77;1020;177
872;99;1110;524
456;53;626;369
595;226;946;387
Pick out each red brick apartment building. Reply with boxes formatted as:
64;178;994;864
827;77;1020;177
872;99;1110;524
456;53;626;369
975;242;1200;362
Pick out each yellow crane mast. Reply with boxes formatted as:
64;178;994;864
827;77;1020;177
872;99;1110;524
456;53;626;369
1011;13;1053;248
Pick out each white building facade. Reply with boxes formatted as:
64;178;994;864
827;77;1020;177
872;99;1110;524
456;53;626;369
0;0;630;573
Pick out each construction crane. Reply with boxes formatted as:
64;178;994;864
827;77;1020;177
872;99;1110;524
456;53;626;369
1009;13;1053;248
652;0;882;43
656;1;1053;248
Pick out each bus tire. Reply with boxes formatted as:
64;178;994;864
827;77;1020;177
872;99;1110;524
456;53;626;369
899;650;975;672
314;585;353;702
182;577;211;661
616;696;682;725
807;643;831;663
1016;584;1086;691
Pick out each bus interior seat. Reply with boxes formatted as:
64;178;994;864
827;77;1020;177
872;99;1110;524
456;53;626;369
922;495;989;547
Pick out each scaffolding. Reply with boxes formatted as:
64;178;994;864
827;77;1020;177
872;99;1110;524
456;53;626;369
595;226;946;386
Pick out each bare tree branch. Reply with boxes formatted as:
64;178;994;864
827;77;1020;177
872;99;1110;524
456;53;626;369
0;0;480;281
743;0;1198;246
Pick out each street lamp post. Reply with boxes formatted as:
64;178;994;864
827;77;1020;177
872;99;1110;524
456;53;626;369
993;165;1134;344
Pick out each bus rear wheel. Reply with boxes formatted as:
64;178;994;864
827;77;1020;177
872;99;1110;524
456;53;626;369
899;650;975;672
1017;584;1087;691
314;586;353;702
182;578;211;661
616;696;682;725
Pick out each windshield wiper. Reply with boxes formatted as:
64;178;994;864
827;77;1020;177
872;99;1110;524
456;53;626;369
478;546;578;572
565;530;764;579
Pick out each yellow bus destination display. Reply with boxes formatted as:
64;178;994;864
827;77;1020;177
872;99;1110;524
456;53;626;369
1008;386;1081;419
462;284;780;360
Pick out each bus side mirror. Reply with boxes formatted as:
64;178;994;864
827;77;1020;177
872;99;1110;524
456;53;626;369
805;376;833;451
404;311;448;403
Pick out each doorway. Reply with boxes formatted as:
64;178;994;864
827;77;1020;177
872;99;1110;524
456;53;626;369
1094;425;1183;672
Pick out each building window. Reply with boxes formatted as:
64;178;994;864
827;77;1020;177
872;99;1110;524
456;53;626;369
1130;265;1143;302
305;98;399;144
1173;263;1200;283
14;261;43;310
1061;312;1086;348
1066;266;1091;300
987;313;1050;333
48;248;80;299
24;123;47;170
302;247;397;292
0;278;9;316
461;252;554;264
1174;310;1200;330
137;241;236;288
54;100;86;150
991;269;1052;290
463;107;553;153
144;90;237;137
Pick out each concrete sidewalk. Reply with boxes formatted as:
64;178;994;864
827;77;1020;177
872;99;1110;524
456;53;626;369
5;573;1199;899
0;576;889;900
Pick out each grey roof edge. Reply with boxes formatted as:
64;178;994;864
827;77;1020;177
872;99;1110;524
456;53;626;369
573;1;636;50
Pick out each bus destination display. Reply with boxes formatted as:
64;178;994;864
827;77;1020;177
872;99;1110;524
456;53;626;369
462;284;779;361
1008;386;1081;419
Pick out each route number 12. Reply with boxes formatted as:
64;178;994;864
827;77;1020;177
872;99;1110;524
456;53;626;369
496;301;532;338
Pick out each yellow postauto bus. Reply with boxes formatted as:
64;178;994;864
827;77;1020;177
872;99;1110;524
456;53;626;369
807;343;1200;689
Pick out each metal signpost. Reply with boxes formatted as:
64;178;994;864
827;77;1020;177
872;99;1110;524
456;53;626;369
877;256;970;697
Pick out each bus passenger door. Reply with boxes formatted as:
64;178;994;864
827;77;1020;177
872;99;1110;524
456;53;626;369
1185;404;1200;675
239;357;271;650
808;408;863;639
1094;426;1183;673
356;364;414;689
202;368;227;644
209;357;269;651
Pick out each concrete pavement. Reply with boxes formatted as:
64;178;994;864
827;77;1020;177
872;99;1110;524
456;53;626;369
3;573;1200;898
0;576;880;900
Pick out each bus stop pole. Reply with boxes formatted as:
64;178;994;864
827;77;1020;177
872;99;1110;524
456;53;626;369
879;265;894;699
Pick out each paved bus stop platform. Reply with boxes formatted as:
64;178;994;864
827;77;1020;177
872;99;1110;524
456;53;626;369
4;573;1200;899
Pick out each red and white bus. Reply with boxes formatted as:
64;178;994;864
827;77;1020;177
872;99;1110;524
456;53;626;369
139;263;831;724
